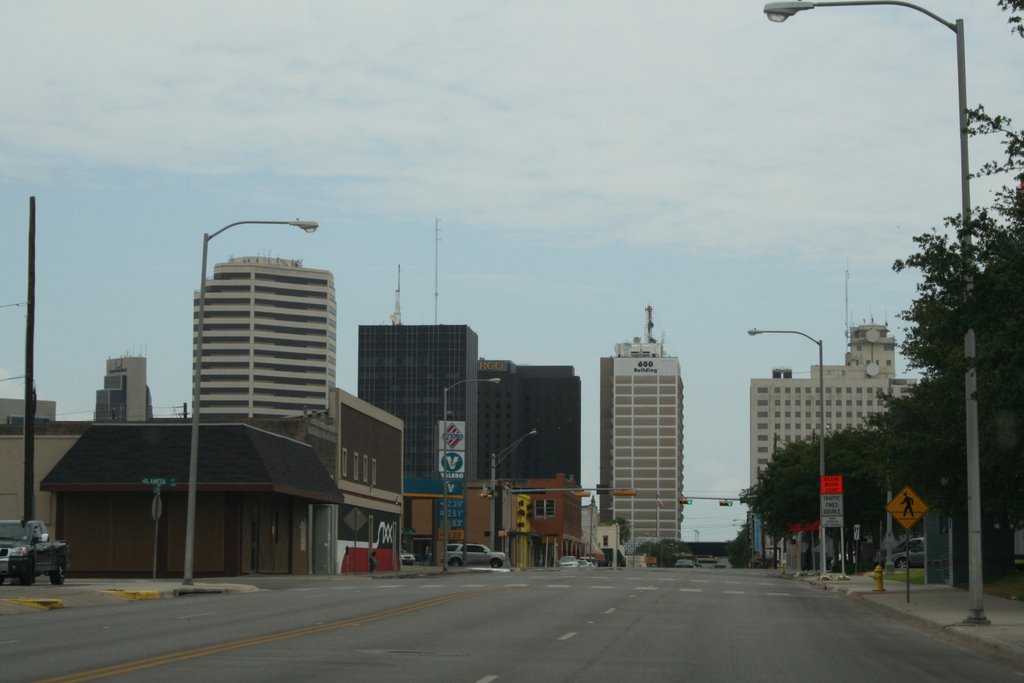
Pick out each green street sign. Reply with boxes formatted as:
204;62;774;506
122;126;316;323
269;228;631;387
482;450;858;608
141;477;176;487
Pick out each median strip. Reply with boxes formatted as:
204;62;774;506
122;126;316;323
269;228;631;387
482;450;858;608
99;589;163;600
3;598;63;610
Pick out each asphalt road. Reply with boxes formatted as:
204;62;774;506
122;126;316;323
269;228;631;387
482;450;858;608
4;568;1022;682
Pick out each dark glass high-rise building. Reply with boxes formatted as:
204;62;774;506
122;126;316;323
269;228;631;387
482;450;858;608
477;360;581;482
357;325;480;480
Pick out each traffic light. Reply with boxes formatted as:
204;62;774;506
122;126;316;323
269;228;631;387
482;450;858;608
679;498;693;505
719;500;734;507
515;495;532;532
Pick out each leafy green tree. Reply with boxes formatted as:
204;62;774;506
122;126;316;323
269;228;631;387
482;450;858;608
726;525;752;569
877;0;1024;527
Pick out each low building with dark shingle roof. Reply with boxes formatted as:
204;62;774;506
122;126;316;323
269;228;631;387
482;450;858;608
41;423;343;578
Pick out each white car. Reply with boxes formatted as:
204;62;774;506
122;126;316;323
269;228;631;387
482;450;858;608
558;555;579;568
400;551;416;566
445;543;506;568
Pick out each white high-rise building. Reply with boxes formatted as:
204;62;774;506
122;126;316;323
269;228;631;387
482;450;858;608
599;321;684;545
748;323;917;486
194;256;336;418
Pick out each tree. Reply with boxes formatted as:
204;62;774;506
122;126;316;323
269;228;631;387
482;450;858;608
878;0;1024;527
726;525;752;569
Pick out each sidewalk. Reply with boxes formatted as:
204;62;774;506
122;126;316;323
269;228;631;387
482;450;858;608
789;570;1024;668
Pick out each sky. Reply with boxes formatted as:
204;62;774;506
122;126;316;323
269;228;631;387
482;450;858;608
2;2;1022;542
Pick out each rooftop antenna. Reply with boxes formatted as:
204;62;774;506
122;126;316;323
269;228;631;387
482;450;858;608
434;218;441;325
844;264;850;342
645;304;655;344
389;265;402;325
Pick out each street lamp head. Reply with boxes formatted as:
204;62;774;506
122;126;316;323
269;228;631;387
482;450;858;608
747;328;763;336
488;378;501;384
528;429;538;436
290;220;319;233
764;1;815;22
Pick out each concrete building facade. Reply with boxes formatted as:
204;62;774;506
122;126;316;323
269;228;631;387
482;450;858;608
94;355;153;422
193;256;336;418
748;322;918;486
599;335;685;544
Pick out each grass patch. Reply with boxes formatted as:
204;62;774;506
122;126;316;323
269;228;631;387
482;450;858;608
884;568;925;585
982;572;1024;601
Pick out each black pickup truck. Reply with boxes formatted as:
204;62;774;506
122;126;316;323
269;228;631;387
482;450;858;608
0;520;70;586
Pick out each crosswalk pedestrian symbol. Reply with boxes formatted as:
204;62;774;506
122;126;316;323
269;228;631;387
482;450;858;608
886;485;929;529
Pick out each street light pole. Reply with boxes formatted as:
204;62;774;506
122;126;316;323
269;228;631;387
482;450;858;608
439;377;500;572
183;219;318;586
489;429;538;545
749;328;826;576
763;0;986;625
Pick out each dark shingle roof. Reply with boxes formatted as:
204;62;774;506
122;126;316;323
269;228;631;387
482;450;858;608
41;423;343;503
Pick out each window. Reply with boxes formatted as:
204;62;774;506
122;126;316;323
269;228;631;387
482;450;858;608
342;447;348;477
353;451;359;481
372;458;377;486
363;454;369;482
535;499;556;518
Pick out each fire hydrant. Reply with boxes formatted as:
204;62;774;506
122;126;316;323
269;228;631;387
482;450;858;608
872;564;885;592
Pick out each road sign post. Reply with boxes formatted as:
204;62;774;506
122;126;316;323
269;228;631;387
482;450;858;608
142;478;175;580
886;485;929;603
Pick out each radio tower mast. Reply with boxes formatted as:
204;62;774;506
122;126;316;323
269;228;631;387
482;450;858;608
389;265;401;325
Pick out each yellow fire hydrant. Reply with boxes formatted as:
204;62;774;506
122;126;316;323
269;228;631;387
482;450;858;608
872;564;885;592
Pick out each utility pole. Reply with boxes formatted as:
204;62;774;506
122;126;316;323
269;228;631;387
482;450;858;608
24;196;36;521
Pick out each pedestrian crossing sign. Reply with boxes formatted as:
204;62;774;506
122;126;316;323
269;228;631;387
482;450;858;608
886;485;929;529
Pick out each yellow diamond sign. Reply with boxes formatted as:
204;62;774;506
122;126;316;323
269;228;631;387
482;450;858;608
886;485;929;529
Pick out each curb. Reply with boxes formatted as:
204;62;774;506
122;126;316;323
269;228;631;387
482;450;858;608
99;589;163;600
3;598;63;610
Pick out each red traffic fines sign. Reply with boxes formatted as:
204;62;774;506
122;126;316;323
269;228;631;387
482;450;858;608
820;475;843;494
886;485;929;529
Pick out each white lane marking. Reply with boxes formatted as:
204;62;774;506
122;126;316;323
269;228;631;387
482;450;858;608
657;578;676;582
418;584;444;588
558;632;577;641
625;577;644;581
547;585;571;589
756;582;774;586
767;592;792;597
725;581;743;585
637;586;658;591
177;612;217;620
506;583;529;588
629;594;638;599
591;585;613;590
378;585;400;589
333;586;358;590
722;590;746;595
462;584;486;588
604;608;616;614
679;588;702;593
692;579;711;583
289;588;317;592
476;676;499;683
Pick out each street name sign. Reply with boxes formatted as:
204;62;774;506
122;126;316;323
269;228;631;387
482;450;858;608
886;485;929;529
141;477;176;487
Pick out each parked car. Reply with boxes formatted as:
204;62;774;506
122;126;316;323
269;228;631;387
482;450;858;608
674;558;696;568
892;537;926;569
445;543;506;568
400;551;416;566
0;520;69;586
875;537;925;568
558;555;579;568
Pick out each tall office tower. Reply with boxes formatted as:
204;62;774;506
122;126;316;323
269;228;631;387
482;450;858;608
477;360;581;481
357;325;480;480
598;323;685;544
193;256;336;418
95;355;153;422
748;322;918;486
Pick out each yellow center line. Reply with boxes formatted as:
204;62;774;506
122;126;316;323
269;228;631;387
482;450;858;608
39;588;505;682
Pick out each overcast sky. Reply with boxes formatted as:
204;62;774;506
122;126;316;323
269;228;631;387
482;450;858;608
2;2;1021;542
